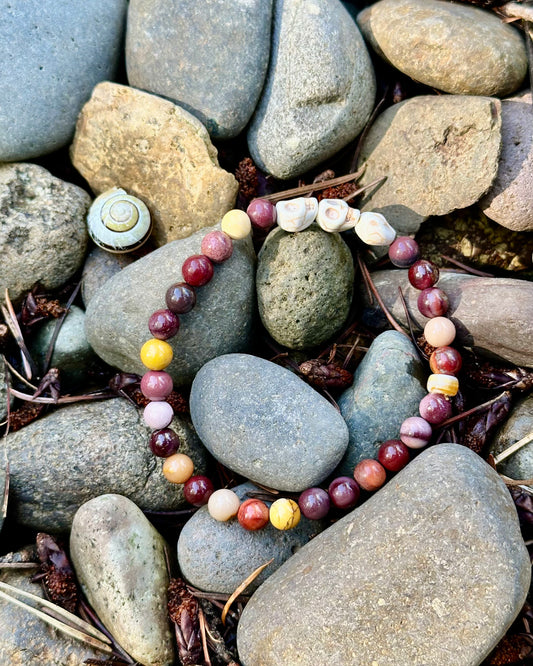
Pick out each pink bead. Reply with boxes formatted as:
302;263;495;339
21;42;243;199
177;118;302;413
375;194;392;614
140;371;174;401
143;401;174;429
419;393;452;425
400;416;432;449
424;317;456;347
201;231;233;263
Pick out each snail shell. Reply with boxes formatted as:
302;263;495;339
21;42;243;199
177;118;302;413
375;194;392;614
354;211;396;246
87;187;152;253
317;199;360;232
276;197;318;232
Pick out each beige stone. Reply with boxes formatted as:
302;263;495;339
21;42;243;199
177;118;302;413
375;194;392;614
71;82;238;245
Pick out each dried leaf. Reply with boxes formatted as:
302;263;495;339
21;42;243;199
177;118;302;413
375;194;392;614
298;359;353;390
464;358;533;392
168;578;202;666
234;157;259;203
34;533;78;613
20;289;66;329
7;401;44;431
461;391;512;454
509;487;533;532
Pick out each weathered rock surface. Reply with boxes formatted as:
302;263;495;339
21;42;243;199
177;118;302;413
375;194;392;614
248;0;375;179
71;82;238;246
256;224;354;349
126;0;272;139
190;354;349;491
490;394;533;485
70;495;173;666
358;0;526;97
237;444;530;666
0;363;10;425
82;246;135;306
1;399;206;532
0;163;89;302
85;224;255;386
358;95;502;234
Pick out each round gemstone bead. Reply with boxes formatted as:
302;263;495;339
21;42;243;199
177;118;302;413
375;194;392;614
378;439;410;472
208;489;241;522
427;373;459;397
298;487;330;520
408;260;439;290
269;498;301;530
419;392;452;424
388;236;420;267
140;371;173;401
162;453;194;484
353;459;387;492
399;417;432;449
429;346;462;375
148;309;180;340
182;254;214;287
183;476;214;506
417;288;449;318
149;428;180;457
247;199;277;230
238;498;270;531
200;230;233;263
328;477;360;510
143;401;173;429
166;282;196;314
221;209;252;239
140;338;173;371
424;317;456;347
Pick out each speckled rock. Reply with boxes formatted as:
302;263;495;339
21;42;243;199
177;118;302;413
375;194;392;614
178;482;324;594
336;330;426;474
237;444;530;666
256;224;354;349
71;82;238;246
358;0;526;97
0;398;206;532
362;270;533;368
482;91;533;231
0;571;102;665
126;0;272;139
358;95;502;234
0;163;90;302
248;0;375;179
82;246;135;306
490;394;533;485
70;495;173;666
0;0;127;161
85;224;255;387
0;363;10;425
190;354;349;491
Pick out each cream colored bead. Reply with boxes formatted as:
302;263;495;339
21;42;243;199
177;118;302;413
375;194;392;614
424;317;456;347
221;209;252;239
427;373;459;397
276;197;318;232
208;489;241;521
354;211;396;246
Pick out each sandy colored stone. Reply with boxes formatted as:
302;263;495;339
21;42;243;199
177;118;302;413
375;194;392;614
358;95;502;234
70;82;238;245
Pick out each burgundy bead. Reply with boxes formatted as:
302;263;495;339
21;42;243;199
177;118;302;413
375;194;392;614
328;477;360;510
417;288;449;318
429;346;463;375
141;371;173;401
183;475;214;506
246;199;277;230
182;255;214;287
298;487;330;520
400;417;432;449
378;439;410;472
419;392;452;424
166;282;196;314
388;236;420;268
408;260;439;290
148;309;180;340
200;231;233;263
149;428;180;457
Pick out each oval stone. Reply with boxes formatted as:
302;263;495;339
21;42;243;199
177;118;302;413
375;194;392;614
190;354;349;491
490;393;533;484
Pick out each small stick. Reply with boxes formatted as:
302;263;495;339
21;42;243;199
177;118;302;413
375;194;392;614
198;608;212;666
436;392;509;429
493;431;533;466
397;286;426;361
500;474;533;487
221;559;274;625
43;281;81;374
8;387;116;404
258;169;365;203
342;176;387;203
0;562;38;569
441;254;494;278
2;356;38;390
1;463;9;522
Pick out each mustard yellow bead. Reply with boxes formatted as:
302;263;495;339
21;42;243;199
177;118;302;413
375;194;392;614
140;338;173;371
221;209;252;240
269;498;301;531
427;373;459;397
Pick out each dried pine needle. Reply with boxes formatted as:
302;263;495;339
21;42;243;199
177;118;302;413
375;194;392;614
221;558;274;625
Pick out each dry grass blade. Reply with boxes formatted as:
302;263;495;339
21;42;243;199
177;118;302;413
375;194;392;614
0;562;39;569
198;608;212;666
8;387;115;405
342;175;387;203
1;292;33;379
2;356;37;390
494;431;533;466
221;559;274;625
1;463;9;522
43;281;81;374
259;169;365;203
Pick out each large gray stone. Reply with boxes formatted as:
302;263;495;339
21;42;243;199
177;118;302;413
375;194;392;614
358;0;526;97
490;394;533;485
190;354;349;491
178;482;324;594
126;0;272;139
358;95;502;235
256;224;354;349
237;444;530;666
70;494;174;666
337;330;426;474
248;0;375;179
0;163;90;303
0;0;127;161
82;246;135;307
1;398;206;532
85;224;255;386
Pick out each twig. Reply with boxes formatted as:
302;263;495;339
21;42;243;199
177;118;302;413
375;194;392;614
342;176;387;203
258;169;365;203
500;474;533;487
79;598;135;664
1;463;9;522
198;608;212;666
2;356;38;390
221;559;274;625
436;392;509;429
397;286;427;361
494;431;533;466
8;387;116;404
0;562;39;569
441;254;494;277
43;281;81;374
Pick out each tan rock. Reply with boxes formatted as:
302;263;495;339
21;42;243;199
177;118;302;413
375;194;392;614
71;82;238;245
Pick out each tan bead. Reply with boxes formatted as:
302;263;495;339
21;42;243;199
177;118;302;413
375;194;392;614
427;373;459;397
162;453;194;484
221;209;252;239
208;489;241;521
424;317;456;347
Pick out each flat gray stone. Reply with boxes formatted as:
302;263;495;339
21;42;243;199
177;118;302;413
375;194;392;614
85;224;255;387
126;0;272;139
1;398;206;532
82;246;135;307
70;494;174;666
358;95;502;235
248;0;375;179
490;394;533;485
256;224;354;349
190;354;349;491
0;0;127;161
237;444;530;666
178;482;324;594
0;163;90;303
358;0;526;97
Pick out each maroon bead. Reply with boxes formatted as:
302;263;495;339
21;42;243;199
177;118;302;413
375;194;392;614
417;288;449;318
328;477;360;509
201;231;233;263
149;428;180;457
419;392;452;424
183;475;214;506
408;260;439;290
247;199;277;230
429;346;462;375
166;282;196;314
182;254;214;287
378;440;410;472
388;236;420;268
399;417;432;449
148;309;180;340
298;487;330;520
141;371;173;401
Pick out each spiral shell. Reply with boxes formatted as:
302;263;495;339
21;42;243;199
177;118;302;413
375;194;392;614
276;197;318;232
87;187;152;253
354;211;396;246
317;199;360;232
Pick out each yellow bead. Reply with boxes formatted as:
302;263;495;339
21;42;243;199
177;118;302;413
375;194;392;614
221;209;252;240
162;453;194;484
140;338;173;371
427;373;459;397
269;498;301;531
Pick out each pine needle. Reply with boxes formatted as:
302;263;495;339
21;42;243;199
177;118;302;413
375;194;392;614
221;559;273;625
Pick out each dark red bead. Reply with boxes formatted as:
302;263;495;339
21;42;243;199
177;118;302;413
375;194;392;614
298;487;330;520
148;309;180;339
328;477;360;509
408;260;439;290
417;288;449;318
378;440;410;472
149;428;180;457
388;236;420;268
183;475;214;506
166;282;196;314
429;346;462;375
247;199;277;230
182;255;214;287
